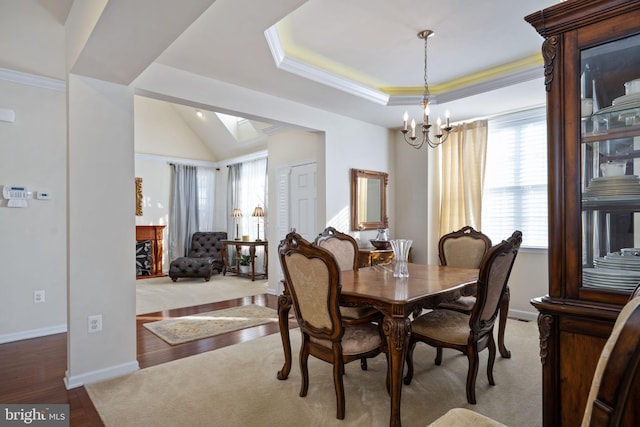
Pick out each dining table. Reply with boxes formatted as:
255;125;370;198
276;262;480;427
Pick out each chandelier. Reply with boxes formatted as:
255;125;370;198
401;30;452;149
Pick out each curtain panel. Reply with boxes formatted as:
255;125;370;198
169;163;200;261
439;120;488;237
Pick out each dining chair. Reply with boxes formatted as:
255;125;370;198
278;231;388;420
314;226;384;370
437;226;513;358
427;283;640;426
404;230;522;404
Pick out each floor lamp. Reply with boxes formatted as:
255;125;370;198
232;208;242;240
252;206;265;241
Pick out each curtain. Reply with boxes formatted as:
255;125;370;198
439;120;488;237
169;164;199;261
227;164;242;240
197;167;215;232
227;158;268;271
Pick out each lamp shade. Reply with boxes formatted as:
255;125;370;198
252;206;264;217
232;208;243;217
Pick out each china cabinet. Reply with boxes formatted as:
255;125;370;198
526;1;640;425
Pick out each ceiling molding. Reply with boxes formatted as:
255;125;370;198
265;26;545;108
0;68;65;92
388;66;545;106
264;26;389;106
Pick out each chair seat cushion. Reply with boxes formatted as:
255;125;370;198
310;323;382;355
428;408;507;427
437;295;476;312
412;309;471;345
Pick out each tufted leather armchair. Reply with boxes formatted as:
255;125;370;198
169;231;227;282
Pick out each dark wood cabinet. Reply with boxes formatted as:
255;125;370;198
357;248;412;268
525;1;640;425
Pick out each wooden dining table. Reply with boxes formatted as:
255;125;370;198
276;262;480;427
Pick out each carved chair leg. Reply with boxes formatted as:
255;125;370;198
487;334;496;386
498;287;511;358
435;347;443;365
334;360;346;420
466;346;480;405
299;341;310;398
403;340;417;385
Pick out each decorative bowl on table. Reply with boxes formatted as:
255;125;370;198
370;239;391;250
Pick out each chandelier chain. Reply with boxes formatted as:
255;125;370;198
423;36;429;107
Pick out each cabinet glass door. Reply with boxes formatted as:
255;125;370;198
580;33;640;293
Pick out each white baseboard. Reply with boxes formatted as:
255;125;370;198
0;323;67;344
508;309;538;322
64;361;140;389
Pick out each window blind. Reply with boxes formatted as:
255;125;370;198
482;108;548;248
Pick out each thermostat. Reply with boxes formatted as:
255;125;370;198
2;185;30;208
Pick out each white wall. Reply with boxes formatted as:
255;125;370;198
508;249;548;320
65;74;138;387
0;77;67;342
135;96;216;161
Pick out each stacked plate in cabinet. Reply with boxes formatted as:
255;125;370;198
583;175;640;198
584;252;640;291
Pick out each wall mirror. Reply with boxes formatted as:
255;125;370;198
350;168;389;231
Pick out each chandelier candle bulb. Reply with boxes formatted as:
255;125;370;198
403;112;408;130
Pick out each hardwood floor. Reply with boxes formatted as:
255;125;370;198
0;294;292;427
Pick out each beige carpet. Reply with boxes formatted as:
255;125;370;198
86;318;541;427
143;304;280;345
136;275;269;314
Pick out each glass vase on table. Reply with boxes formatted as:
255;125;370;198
390;239;412;278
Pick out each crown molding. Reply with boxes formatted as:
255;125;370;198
265;26;544;107
0;68;65;92
264;26;389;106
387;66;544;106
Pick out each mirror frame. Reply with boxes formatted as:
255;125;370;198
350;168;389;231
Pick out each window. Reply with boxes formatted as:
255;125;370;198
482;108;548;248
197;167;215;231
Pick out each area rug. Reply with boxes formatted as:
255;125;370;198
136;275;269;314
87;319;541;427
143;304;280;345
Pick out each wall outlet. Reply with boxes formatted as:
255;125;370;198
88;314;103;333
34;290;45;304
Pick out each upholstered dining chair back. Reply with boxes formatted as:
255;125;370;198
314;226;358;272
472;230;521;331
439;225;492;269
312;227;383;371
279;232;342;338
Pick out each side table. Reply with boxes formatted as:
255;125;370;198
221;240;268;281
